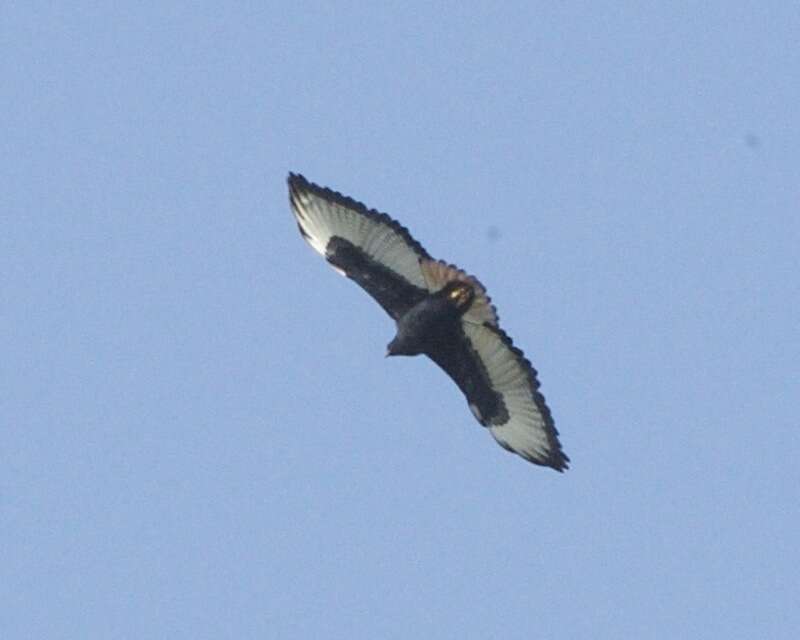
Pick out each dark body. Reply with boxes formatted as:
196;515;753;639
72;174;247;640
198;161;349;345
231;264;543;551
388;293;462;356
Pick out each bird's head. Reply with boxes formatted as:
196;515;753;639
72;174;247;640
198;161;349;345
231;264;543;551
386;335;413;357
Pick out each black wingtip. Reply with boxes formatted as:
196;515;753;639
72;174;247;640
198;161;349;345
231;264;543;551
541;445;570;472
547;444;571;472
287;172;307;189
552;453;570;473
526;449;570;472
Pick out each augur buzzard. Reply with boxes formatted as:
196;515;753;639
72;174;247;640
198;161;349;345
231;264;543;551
288;173;569;471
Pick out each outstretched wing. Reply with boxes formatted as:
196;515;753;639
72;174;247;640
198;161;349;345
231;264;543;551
426;320;568;471
289;173;430;319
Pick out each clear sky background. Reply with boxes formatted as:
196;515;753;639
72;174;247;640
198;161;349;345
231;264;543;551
3;3;799;638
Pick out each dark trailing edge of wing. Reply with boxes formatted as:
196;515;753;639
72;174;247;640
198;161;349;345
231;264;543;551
326;237;429;319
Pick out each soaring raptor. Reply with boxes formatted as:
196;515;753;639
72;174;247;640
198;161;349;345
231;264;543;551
288;173;569;471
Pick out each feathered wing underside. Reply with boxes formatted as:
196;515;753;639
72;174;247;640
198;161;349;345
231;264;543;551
289;173;430;318
427;322;568;470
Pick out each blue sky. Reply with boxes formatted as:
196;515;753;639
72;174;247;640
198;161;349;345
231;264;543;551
3;3;799;638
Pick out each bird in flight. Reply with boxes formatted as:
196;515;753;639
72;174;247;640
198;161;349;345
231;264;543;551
288;173;569;471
